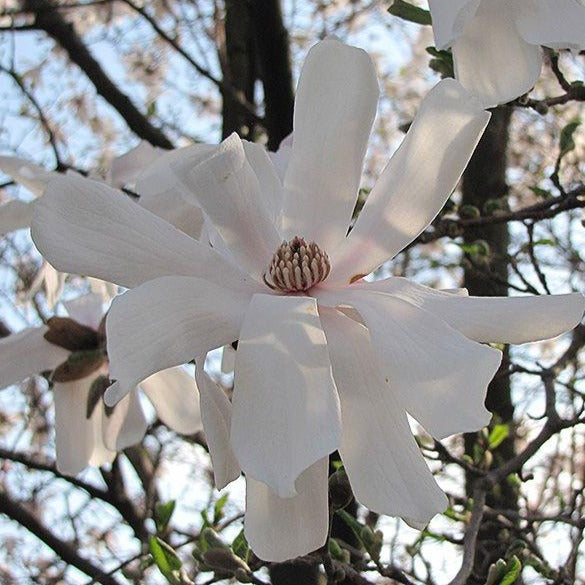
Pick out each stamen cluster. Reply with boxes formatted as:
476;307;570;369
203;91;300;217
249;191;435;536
264;236;331;293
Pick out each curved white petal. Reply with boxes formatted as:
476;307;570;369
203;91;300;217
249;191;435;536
109;141;163;188
172;134;281;279
231;294;341;498
31;174;256;291
25;261;64;310
0;200;35;234
428;0;481;49
195;360;241;489
242;140;283;223
54;375;115;474
0;156;58;196
141;366;202;435
136;144;213;239
357;278;585;344
105;276;251;404
330;79;490;284
513;0;585;52
63;293;104;330
245;458;329;562
0;326;69;389
103;389;149;451
88;278;119;302
269;133;292;182
328;289;502;440
280;38;378;254
220;344;236;374
452;0;543;107
321;308;447;524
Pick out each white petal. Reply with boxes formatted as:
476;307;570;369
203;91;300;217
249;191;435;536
220;344;236;374
280;39;378;254
172;134;281;279
105;276;251;404
358;278;585;344
0;326;69;389
242;140;283;223
321;308;447;524
231;294;340;498
513;0;585;52
54;375;115;474
136;144;213;239
330;79;490;284
109;141;163;188
0;200;35;234
0;156;58;196
31;174;256;291
103;389;149;451
25;261;65;309
63;293;104;329
195;360;241;489
245;458;329;562
268;133;292;181
330;289;502;440
88;278;119;302
141;366;202;434
452;0;543;107
428;0;481;49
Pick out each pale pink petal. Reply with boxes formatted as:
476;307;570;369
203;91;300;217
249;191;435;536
330;79;490;284
245;458;329;562
136;144;213;239
109;141;163;188
231;293;340;498
54;375;114;474
357;278;585;344
31;174;256;291
0;200;35;234
428;0;481;49
141;366;202;435
195;359;240;489
0;326;69;389
513;0;585;52
172;134;281;279
280;38;378;255
242;140;283;223
452;0;543;107
0;156;58;196
105;276;251;404
321;308;447;525
102;389;149;451
326;289;502;440
63;293;104;329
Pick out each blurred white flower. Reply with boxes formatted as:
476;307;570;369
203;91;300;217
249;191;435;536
31;38;585;560
0;293;202;475
428;0;585;106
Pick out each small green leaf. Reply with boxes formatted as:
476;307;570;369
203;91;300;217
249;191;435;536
388;0;432;25
213;492;229;524
336;509;364;542
232;529;249;563
529;186;552;199
155;500;176;533
499;556;522;585
559;119;581;159
148;535;182;585
488;424;509;449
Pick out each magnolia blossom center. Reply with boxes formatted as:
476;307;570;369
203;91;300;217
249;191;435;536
263;236;331;293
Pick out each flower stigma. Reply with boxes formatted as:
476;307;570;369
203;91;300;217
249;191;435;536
263;236;331;293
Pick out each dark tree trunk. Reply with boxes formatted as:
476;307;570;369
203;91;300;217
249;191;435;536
221;0;257;140
252;0;294;150
462;107;519;583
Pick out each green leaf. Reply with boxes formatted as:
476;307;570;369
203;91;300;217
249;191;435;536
388;0;431;25
336;509;364;542
213;492;229;524
488;424;509;449
529;186;552;199
559;119;581;159
148;535;182;585
499;556;522;585
155;500;176;533
232;529;249;563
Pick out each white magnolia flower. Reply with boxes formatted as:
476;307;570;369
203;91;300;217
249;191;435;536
0;293;202;475
428;0;585;107
31;39;585;560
